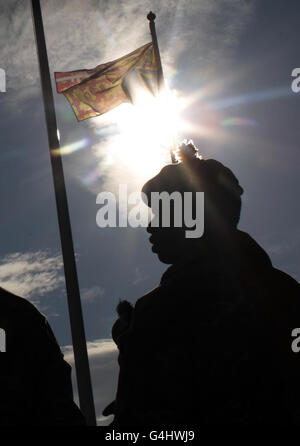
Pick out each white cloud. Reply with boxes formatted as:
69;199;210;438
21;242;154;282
1;0;253;105
1;0;255;197
62;338;119;426
133;266;149;285
0;251;64;300
82;285;105;303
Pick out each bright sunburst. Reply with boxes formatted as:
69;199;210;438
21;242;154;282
92;87;188;181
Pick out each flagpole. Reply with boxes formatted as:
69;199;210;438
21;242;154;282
31;0;96;426
147;11;177;164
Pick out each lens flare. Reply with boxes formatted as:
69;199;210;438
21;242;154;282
221;117;257;127
53;138;90;156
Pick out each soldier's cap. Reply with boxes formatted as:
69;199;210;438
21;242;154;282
142;141;244;228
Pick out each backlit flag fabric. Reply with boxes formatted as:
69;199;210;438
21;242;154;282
55;43;158;121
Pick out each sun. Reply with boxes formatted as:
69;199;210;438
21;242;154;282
93;87;188;181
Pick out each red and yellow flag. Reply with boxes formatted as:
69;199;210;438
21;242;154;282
55;43;158;121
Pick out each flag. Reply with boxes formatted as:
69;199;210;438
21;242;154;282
55;42;158;121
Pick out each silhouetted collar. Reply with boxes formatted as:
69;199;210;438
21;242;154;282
160;230;273;286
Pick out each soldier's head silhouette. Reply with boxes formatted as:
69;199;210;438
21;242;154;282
142;141;243;264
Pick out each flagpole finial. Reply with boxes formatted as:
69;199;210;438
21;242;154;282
147;11;156;22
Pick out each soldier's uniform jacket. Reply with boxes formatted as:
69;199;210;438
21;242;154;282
0;288;85;426
112;230;300;425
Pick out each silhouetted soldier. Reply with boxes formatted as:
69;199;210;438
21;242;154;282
0;287;85;425
106;142;300;425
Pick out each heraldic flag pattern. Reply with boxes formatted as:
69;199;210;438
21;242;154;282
55;42;159;121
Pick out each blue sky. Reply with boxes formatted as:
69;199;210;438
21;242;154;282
1;0;300;424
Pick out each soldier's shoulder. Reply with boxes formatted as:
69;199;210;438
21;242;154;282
0;287;45;321
270;268;300;304
135;286;163;313
272;268;299;288
262;268;300;330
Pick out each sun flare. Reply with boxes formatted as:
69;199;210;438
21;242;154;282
93;88;188;180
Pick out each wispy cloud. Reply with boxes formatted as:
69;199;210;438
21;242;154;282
82;285;105;303
1;0;253;106
133;266;149;285
0;251;64;300
62;338;119;426
1;0;255;198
